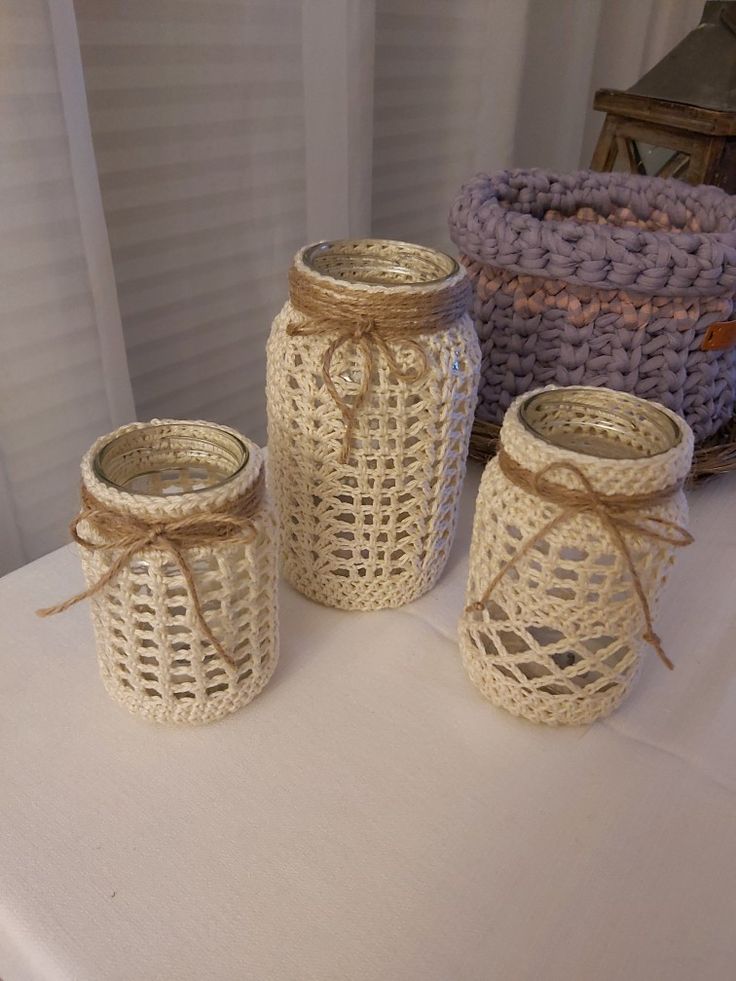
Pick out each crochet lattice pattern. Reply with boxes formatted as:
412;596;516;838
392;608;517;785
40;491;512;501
459;388;693;726
267;241;481;610
78;422;278;725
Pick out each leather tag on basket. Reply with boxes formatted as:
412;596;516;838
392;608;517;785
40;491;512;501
701;321;736;351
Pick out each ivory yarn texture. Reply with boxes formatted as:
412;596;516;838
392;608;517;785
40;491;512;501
49;421;278;725
267;239;481;610
459;387;694;726
449;169;736;441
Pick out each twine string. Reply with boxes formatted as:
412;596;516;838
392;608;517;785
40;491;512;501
291;315;428;463
466;448;693;670
36;469;265;668
286;264;470;463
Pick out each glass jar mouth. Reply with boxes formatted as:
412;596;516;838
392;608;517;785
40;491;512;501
93;422;249;497
519;388;682;460
302;239;459;288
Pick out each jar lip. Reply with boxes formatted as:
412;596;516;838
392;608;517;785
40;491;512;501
300;238;459;288
93;421;249;497
519;387;683;460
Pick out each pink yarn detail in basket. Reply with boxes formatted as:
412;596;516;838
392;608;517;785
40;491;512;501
449;169;736;441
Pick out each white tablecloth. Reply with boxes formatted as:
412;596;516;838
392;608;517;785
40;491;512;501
1;463;735;981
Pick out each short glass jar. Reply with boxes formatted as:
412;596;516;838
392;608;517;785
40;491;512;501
458;387;694;726
266;238;481;610
77;420;277;725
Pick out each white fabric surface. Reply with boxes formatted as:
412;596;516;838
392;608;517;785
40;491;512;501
0;463;735;981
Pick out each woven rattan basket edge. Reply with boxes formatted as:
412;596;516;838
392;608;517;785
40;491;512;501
468;412;736;482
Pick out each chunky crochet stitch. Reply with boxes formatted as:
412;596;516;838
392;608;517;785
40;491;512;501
449;169;736;441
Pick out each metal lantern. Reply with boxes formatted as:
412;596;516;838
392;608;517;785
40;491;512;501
591;2;736;192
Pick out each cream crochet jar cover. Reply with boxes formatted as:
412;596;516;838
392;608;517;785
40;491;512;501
267;239;481;610
459;387;693;726
78;420;278;725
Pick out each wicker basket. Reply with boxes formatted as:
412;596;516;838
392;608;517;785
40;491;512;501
449;169;736;447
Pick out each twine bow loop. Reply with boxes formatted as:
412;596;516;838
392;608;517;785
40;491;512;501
296;315;429;463
467;449;693;670
37;469;265;668
286;262;470;463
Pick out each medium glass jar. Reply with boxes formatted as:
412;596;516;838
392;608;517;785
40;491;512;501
266;239;481;610
77;420;277;725
458;387;694;726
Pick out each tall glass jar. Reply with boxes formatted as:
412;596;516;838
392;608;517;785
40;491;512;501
458;387;693;726
267;239;481;610
76;420;278;725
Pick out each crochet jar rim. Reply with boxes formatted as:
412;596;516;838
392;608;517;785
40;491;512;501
519;388;683;460
301;238;459;288
93;421;249;497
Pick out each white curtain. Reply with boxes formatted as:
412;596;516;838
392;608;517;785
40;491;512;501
0;0;134;575
371;0;701;252
0;0;700;575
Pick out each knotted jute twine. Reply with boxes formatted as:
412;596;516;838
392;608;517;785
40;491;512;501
286;264;471;462
37;467;266;668
466;447;694;670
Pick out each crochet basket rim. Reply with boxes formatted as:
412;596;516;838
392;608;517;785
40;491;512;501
449;168;736;297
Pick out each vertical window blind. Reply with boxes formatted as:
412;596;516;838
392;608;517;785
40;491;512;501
74;0;308;444
0;0;132;574
0;0;701;574
371;0;700;253
371;0;497;253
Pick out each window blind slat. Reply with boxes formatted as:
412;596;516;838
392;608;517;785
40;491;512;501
0;0;132;574
371;0;492;251
75;0;306;441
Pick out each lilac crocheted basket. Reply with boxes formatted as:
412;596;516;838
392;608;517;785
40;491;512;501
449;169;736;441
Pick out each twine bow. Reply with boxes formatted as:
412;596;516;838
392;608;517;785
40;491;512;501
286;264;471;463
36;468;265;668
287;314;428;464
467;449;694;670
